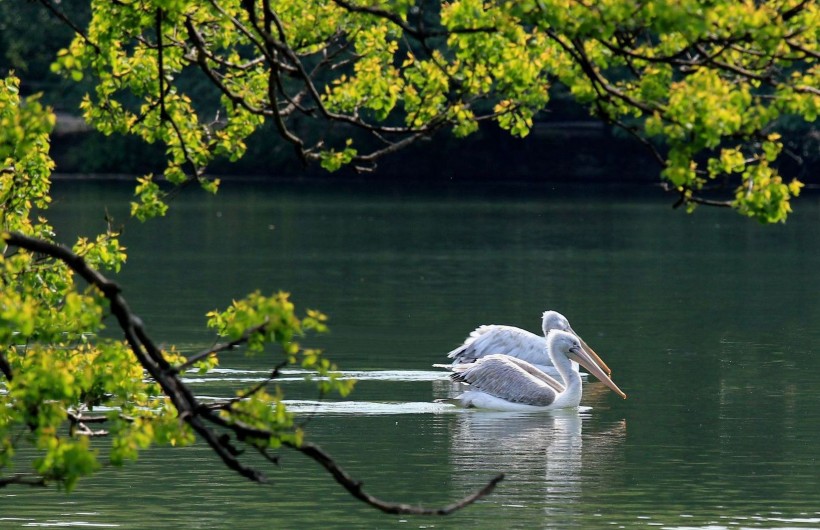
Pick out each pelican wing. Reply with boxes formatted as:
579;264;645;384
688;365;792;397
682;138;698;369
450;354;559;406
447;325;549;366
499;355;565;393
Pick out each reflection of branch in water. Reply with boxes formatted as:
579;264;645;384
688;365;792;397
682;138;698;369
448;409;626;518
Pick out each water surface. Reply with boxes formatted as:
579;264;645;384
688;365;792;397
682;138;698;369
3;179;820;528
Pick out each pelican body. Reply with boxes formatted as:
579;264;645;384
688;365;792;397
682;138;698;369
451;330;626;411
447;311;611;379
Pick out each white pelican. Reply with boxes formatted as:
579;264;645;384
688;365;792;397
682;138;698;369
450;330;626;411
446;311;611;379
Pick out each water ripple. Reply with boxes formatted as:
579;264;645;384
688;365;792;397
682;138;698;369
183;368;451;384
283;399;459;415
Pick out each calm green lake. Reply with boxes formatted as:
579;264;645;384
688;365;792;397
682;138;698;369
3;179;820;529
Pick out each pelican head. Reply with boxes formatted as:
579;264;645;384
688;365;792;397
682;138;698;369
542;310;571;335
542;310;613;376
547;330;626;399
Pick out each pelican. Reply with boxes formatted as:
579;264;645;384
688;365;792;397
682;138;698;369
446;311;611;379
450;329;626;411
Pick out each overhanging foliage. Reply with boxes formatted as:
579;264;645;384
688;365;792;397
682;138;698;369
41;0;820;222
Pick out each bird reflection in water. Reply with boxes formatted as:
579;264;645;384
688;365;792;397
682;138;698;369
445;407;626;518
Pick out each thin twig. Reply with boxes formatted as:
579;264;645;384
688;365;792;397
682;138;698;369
174;319;271;374
290;440;504;515
37;0;101;53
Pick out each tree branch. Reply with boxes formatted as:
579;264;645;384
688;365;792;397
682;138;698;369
568;37;659;115
173;319;271;374
663;183;734;209
1;231;502;515
607;118;667;168
781;0;811;22
184;17;273;117
694;44;774;83
786;38;820;60
0;351;12;381
329;0;496;39
290;441;504;515
37;0;101;54
2;232;259;482
0;474;48;489
242;2;435;135
156;9;167;120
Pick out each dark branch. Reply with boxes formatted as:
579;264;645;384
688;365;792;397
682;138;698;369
330;0;424;38
0;474;48;489
607;118;666;168
781;0;811;21
693;44;774;83
37;0;101;54
0;351;12;381
2;231;501;515
156;9;203;182
184;17;273;117
173;319;271;374
290;441;504;515
786;39;820;60
329;0;496;39
687;196;734;208
567;37;658;115
2;232;260;482
663;183;734;210
233;361;288;401
156;9;167;120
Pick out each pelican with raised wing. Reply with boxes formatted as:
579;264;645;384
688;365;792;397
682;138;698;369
450;330;626;411
447;311;611;379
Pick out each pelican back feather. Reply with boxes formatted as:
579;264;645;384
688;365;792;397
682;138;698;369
447;325;548;366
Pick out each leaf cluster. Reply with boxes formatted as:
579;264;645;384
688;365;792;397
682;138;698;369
42;0;819;222
0;74;348;491
2;75;149;491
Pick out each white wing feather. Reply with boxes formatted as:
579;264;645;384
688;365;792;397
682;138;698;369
450;355;560;407
447;325;549;366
